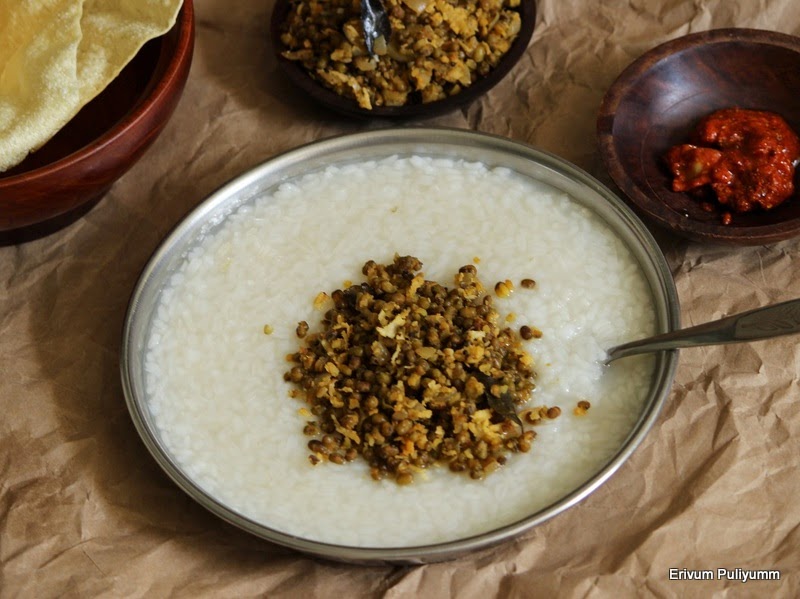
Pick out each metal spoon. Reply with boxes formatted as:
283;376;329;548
605;298;800;364
361;0;391;57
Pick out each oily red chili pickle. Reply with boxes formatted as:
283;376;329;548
665;108;800;222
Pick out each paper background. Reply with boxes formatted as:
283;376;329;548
2;0;799;596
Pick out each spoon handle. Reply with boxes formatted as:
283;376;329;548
605;298;800;363
361;0;391;56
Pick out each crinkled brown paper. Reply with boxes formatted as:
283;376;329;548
2;1;799;597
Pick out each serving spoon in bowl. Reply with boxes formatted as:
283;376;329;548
361;0;391;56
605;298;800;364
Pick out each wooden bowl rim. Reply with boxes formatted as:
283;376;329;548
598;27;800;245
0;0;195;186
270;0;536;119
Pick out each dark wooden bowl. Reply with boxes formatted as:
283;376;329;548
0;1;195;241
270;0;536;119
598;28;800;245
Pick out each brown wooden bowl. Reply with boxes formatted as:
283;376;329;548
270;0;535;119
597;28;800;245
0;1;195;242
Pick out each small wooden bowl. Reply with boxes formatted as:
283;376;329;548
598;29;800;245
0;1;195;242
270;0;536;119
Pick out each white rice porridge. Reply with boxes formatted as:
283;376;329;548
145;155;656;547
